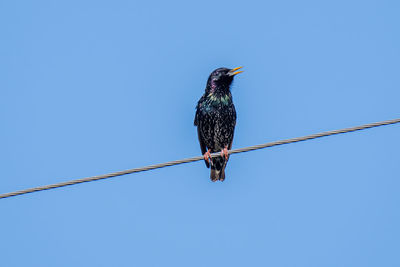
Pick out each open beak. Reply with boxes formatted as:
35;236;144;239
228;66;244;76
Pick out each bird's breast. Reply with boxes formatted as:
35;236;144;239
206;94;232;106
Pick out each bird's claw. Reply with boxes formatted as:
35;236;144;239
220;147;229;160
204;150;213;166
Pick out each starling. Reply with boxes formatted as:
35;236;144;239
194;66;243;181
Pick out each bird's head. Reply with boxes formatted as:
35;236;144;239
206;67;243;93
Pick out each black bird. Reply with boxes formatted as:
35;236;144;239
194;67;243;181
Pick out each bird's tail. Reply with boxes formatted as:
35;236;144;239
210;156;227;182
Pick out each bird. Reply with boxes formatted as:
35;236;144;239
194;66;243;181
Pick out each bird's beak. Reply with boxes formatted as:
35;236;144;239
228;66;244;76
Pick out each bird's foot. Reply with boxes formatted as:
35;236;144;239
220;147;229;160
204;149;213;166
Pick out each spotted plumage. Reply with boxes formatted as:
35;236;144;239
194;67;242;181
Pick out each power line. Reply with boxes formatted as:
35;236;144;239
1;118;399;200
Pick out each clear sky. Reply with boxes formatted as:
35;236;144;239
1;0;400;266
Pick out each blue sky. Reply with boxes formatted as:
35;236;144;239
1;0;399;266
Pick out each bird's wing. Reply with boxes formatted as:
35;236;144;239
195;104;210;168
195;96;210;168
194;96;204;126
197;124;210;168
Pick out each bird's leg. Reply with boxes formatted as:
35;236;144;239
204;149;213;166
220;146;229;160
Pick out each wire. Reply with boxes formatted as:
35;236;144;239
1;118;399;199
